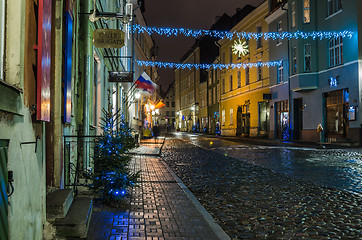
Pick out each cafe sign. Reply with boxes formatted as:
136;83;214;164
93;29;125;48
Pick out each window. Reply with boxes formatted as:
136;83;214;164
278;60;284;83
229;75;233;91
256;26;262;49
276;21;282;45
245;67;249;85
304;0;310;23
166;101;170;107
230;108;234;125
291;2;296;28
213;87;216;104
257;64;262;81
237;71;241;88
222;109;225;125
222;51;225;64
327;0;342;16
0;0;4;81
209;89;212;106
229;46;233;63
292;47;297;75
172;102;175;107
172;111;175;117
304;44;311;72
329;36;343;67
222;78;225;93
166;111;169;116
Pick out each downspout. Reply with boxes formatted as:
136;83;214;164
281;3;292;140
83;0;92;169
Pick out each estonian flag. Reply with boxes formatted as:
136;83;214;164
135;72;157;92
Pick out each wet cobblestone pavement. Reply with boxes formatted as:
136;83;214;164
87;153;224;240
161;137;362;239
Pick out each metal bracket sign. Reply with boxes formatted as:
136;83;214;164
93;29;125;48
108;71;133;82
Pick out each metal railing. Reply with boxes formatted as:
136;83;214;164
63;135;102;195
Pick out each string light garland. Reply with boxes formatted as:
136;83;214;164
132;24;354;40
136;60;282;70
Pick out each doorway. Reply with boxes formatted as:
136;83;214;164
294;98;303;140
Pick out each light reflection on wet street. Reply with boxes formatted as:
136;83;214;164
174;133;362;194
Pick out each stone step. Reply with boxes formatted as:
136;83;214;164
46;189;73;220
53;197;93;238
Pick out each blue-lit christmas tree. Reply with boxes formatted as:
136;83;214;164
90;92;139;202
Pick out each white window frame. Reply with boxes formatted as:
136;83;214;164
304;44;311;72
303;0;311;23
278;60;284;83
329;36;343;67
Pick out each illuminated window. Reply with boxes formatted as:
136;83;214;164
327;0;342;16
222;109;225;125
230;108;233;125
291;2;296;28
304;0;310;23
304;44;311;72
329;36;343;67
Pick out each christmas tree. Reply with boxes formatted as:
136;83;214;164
89;92;140;202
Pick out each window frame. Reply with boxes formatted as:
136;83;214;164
291;2;296;28
292;47;297;75
245;67;249;85
304;44;311;72
303;0;311;24
276;21;282;45
229;74;233;91
278;60;284;83
237;70;241;88
329;36;343;67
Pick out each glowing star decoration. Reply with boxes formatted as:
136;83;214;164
232;39;249;57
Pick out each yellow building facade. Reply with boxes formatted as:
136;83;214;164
219;1;270;137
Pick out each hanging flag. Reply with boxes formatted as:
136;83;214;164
135;72;157;92
155;101;165;109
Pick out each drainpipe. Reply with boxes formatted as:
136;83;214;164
83;0;92;169
282;3;293;140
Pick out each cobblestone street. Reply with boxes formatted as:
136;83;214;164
161;137;362;239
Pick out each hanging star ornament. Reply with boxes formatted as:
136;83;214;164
232;39;249;57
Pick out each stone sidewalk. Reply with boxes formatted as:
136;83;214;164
87;138;229;240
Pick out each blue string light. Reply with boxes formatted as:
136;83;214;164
136;60;282;70
132;24;354;40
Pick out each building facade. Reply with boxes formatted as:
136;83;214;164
219;1;270;137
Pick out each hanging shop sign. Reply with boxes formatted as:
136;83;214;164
108;71;133;82
93;29;125;48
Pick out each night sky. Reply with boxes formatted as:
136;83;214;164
143;0;265;89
